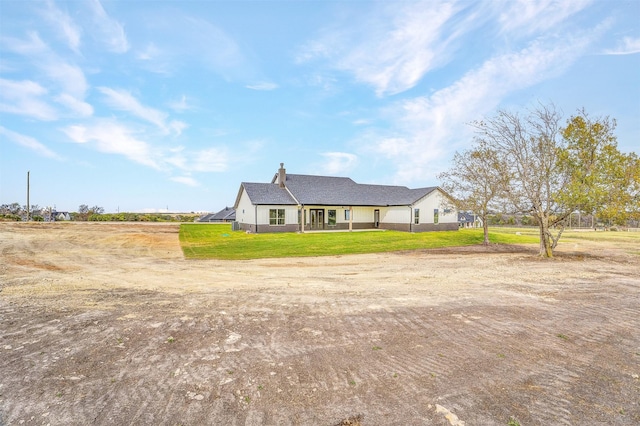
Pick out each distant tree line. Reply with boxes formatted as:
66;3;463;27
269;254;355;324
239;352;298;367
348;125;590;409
0;203;47;221
0;203;198;223
483;213;625;229
87;213;198;222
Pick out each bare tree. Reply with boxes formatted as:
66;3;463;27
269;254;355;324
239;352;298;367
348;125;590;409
438;142;508;245
76;204;90;221
89;205;105;215
471;104;566;257
471;104;637;257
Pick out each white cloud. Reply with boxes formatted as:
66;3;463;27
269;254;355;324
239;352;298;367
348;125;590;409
0;78;58;121
170;176;199;187
498;0;592;36
62;120;160;169
0;126;63;160
42;0;82;53
61;119;229;178
133;12;245;78
191;148;229;172
297;1;467;96
0;31;48;55
164;145;229;173
88;0;129;53
320;152;358;175
44;60;89;99
55;93;93;117
246;82;279;91
604;36;640;55
98;87;186;135
168;95;192;112
365;31;597;184
0;32;91;118
137;43;162;61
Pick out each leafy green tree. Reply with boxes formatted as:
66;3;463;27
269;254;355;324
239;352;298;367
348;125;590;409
559;111;639;226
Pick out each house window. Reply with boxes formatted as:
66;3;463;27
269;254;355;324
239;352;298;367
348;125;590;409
344;209;350;221
269;209;285;225
434;208;439;224
414;208;419;224
328;210;336;226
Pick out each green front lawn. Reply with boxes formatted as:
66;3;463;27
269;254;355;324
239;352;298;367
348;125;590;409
179;224;539;260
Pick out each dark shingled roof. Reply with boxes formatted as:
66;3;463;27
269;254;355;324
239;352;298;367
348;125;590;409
197;207;236;222
212;207;236;221
240;182;297;205
244;174;437;206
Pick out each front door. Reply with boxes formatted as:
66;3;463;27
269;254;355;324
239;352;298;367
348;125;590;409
374;209;380;228
310;209;324;230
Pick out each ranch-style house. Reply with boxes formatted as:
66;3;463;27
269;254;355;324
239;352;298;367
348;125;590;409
233;164;458;233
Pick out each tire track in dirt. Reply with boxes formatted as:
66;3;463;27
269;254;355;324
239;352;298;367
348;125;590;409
2;223;639;425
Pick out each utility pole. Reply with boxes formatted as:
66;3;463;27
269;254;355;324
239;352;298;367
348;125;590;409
26;171;30;221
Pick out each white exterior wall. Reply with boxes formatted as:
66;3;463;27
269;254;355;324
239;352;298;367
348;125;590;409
351;206;374;223
235;189;256;225
413;190;457;224
256;205;299;225
380;206;411;224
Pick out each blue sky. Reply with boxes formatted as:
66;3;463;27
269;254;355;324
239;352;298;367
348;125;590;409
1;0;639;213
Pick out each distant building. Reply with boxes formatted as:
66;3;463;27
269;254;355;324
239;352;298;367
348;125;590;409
51;211;71;221
197;207;236;223
458;212;480;228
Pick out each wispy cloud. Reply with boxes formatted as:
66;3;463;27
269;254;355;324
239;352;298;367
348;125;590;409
45;59;89;99
170;176;199;187
297;1;469;96
98;87;186;135
604;36;640;55
166;146;229;173
191;148;229;172
0;31;48;55
55;93;93;117
62;120;159;169
168;95;192;112
0;31;92;118
61;119;230;180
133;12;244;78
41;0;82;53
320;152;358;175
246;82;278;91
365;29;598;183
0;126;63;160
88;0;129;53
497;0;592;36
0;78;58;121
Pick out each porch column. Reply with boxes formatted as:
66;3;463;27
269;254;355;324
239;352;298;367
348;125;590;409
349;206;353;232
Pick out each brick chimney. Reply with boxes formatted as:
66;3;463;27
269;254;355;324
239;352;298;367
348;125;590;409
278;163;286;188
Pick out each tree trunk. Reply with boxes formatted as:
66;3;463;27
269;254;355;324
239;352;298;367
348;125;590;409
482;218;490;245
538;216;554;258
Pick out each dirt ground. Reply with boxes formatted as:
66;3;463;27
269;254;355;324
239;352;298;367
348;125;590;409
1;222;638;426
